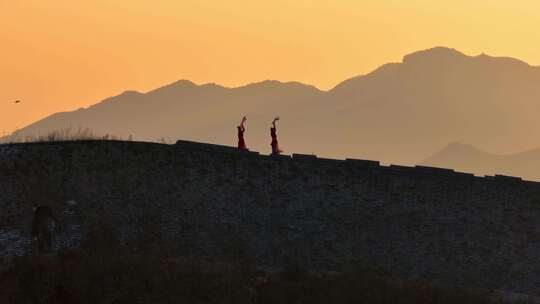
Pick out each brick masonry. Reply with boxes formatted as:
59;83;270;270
1;140;540;294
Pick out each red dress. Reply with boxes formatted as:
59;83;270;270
238;126;247;150
271;127;282;154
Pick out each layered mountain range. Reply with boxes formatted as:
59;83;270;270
10;47;540;179
422;142;540;181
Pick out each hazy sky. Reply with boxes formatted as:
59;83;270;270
1;0;539;134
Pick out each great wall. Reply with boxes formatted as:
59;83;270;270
1;140;540;295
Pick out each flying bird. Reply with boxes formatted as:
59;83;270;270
14;100;21;104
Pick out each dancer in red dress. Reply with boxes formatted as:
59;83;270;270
237;116;248;150
270;116;283;155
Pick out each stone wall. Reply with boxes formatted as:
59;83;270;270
1;140;540;294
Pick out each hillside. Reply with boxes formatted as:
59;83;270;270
2;140;540;297
9;47;540;167
422;142;540;181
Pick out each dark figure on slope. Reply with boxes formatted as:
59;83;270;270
270;116;283;155
238;116;248;150
31;205;58;253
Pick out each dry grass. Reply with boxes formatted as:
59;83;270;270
0;127;178;145
0;127;126;144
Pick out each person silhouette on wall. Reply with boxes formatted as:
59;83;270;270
270;116;283;155
237;116;248;150
31;205;58;253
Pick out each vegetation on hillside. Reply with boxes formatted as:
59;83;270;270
0;218;502;304
0;126;175;145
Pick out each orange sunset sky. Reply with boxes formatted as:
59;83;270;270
1;0;539;134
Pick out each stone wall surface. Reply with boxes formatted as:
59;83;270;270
1;140;540;294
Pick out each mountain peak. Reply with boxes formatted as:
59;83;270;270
119;90;143;97
146;79;198;95
403;47;467;64
237;80;283;89
441;142;485;154
474;52;532;68
235;80;322;93
170;79;197;87
423;142;494;166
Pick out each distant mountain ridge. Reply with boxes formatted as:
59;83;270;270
422;142;540;181
9;46;540;179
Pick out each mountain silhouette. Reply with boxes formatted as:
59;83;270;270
8;47;540;172
422;142;540;181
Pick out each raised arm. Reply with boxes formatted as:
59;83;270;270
272;116;279;128
240;116;247;129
